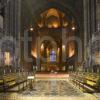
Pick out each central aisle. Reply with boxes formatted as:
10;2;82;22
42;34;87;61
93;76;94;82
19;74;97;100
22;80;84;96
0;74;97;100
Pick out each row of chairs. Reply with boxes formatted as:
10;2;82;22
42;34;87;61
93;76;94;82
70;72;100;93
0;73;27;92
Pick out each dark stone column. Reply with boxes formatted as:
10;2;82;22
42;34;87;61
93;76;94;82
3;0;21;72
83;0;88;61
83;0;96;70
90;0;96;34
96;0;100;31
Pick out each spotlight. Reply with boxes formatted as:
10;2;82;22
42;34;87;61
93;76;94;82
62;45;65;48
41;44;44;50
30;27;34;31
72;26;76;31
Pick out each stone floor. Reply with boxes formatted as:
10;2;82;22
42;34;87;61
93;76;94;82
93;93;100;100
21;80;84;96
0;93;97;100
0;80;97;100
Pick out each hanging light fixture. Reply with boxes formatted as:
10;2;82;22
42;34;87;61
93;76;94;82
71;18;76;31
30;26;34;31
72;26;76;31
29;21;34;31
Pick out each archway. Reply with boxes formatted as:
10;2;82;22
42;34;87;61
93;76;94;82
20;1;82;72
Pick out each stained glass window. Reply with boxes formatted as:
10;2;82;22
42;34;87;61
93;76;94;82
50;50;56;62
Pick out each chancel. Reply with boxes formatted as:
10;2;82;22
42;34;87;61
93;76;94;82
0;0;100;100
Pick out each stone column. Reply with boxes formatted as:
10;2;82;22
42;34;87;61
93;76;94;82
90;0;96;34
83;0;91;70
96;0;100;31
83;0;88;62
14;0;21;71
4;0;8;35
3;0;21;72
36;37;41;71
90;0;96;69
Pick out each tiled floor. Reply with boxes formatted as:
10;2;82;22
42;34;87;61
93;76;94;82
21;80;84;96
0;80;97;100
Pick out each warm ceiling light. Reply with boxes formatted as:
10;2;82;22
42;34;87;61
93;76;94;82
46;8;59;18
48;24;52;28
30;27;34;31
53;22;58;28
72;26;76;31
62;45;65;48
38;23;43;28
57;48;60;53
38;20;43;28
41;44;44;50
69;49;75;57
63;22;68;27
31;50;37;58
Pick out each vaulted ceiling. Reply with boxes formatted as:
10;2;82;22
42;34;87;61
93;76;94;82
21;0;84;33
20;0;84;58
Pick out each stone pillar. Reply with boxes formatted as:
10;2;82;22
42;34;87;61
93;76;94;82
90;0;96;69
14;0;21;71
96;0;100;31
83;0;91;66
17;0;21;71
36;37;41;71
90;0;96;34
83;0;88;61
4;0;8;35
83;0;96;69
3;0;21;72
57;48;60;63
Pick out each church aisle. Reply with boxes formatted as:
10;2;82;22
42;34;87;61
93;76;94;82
0;80;97;100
